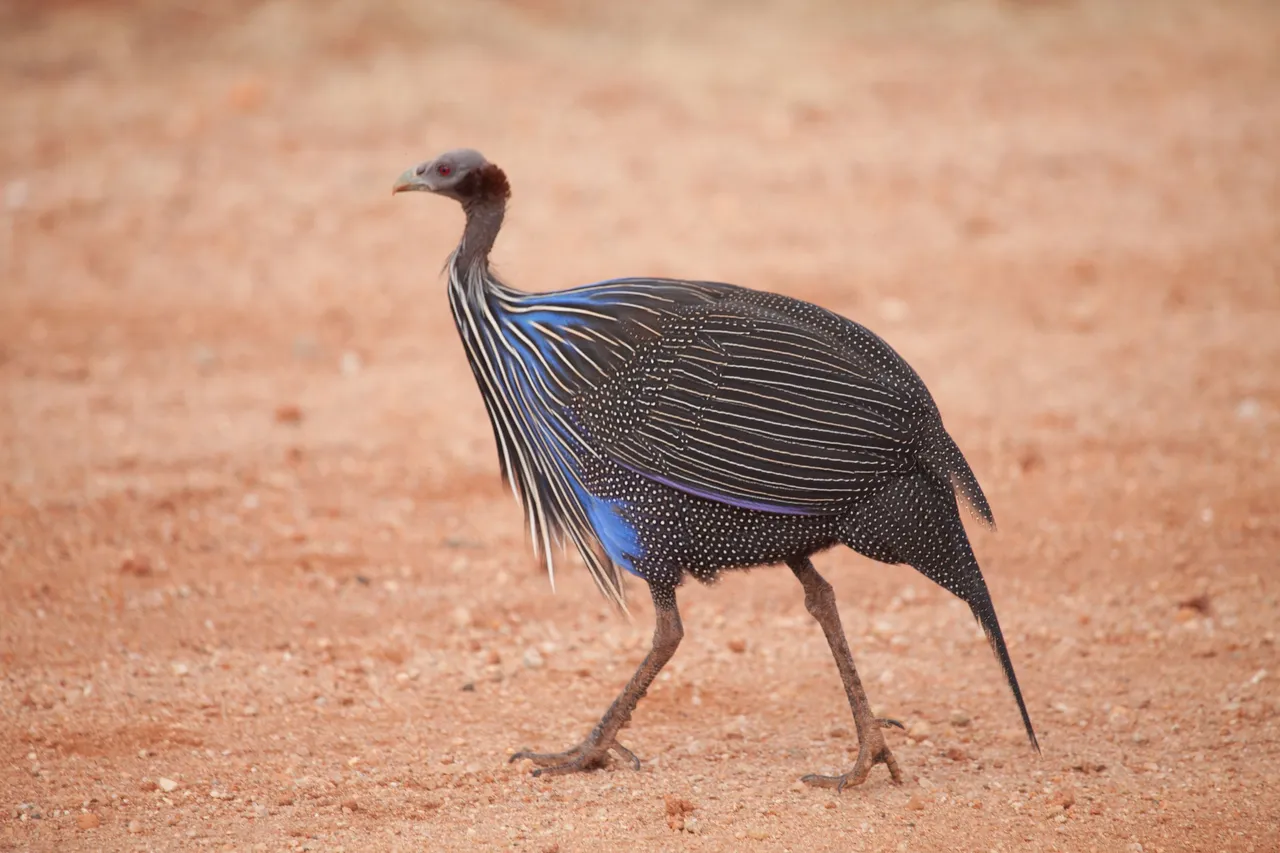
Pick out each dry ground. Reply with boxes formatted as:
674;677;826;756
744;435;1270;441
2;1;1279;851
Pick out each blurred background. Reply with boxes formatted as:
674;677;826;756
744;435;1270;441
2;1;1278;850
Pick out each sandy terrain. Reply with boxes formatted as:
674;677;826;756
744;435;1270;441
2;1;1278;851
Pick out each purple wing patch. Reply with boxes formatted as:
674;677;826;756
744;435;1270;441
616;461;826;517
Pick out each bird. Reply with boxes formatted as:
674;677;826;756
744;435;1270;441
392;148;1038;790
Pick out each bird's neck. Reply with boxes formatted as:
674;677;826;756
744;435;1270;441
456;198;505;275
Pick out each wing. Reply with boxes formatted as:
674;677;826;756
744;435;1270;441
571;295;923;514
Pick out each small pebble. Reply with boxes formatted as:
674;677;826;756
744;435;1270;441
522;647;545;669
127;819;142;834
879;297;910;322
908;720;933;742
1107;705;1132;729
905;794;926;811
193;344;219;372
120;554;153;577
5;180;28;210
293;336;320;359
158;777;179;793
77;813;101;830
340;351;363;376
727;638;747;654
949;709;971;727
274;404;304;425
664;795;695;818
225;78;267;113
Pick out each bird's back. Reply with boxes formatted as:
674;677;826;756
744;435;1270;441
553;279;993;525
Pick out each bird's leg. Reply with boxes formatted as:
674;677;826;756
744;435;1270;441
510;582;683;777
787;556;903;790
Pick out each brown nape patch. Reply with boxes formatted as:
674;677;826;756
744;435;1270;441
478;164;511;201
458;164;511;202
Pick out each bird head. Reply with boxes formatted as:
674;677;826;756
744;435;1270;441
392;149;509;205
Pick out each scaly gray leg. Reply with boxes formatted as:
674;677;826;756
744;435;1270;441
788;555;903;790
510;582;683;776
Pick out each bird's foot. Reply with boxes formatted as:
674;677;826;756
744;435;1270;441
509;732;641;777
801;721;903;791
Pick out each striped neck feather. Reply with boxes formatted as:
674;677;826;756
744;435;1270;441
445;253;631;609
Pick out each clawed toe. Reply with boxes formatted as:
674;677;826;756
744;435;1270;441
529;753;607;777
877;717;905;730
509;747;584;768
800;772;847;790
610;741;642;770
509;738;641;776
803;731;903;791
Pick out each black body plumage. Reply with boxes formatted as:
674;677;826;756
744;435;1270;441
394;149;1038;786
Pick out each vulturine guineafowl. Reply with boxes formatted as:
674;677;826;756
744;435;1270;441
393;149;1038;789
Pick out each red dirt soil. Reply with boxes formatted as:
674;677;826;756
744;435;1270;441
2;2;1278;851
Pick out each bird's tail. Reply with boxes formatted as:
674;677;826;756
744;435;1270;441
924;430;996;529
843;475;1038;751
961;562;1040;753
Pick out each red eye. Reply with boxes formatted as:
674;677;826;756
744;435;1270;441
437;164;452;176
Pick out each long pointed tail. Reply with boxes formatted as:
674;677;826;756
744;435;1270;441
917;501;1039;752
964;574;1039;752
846;474;1038;750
